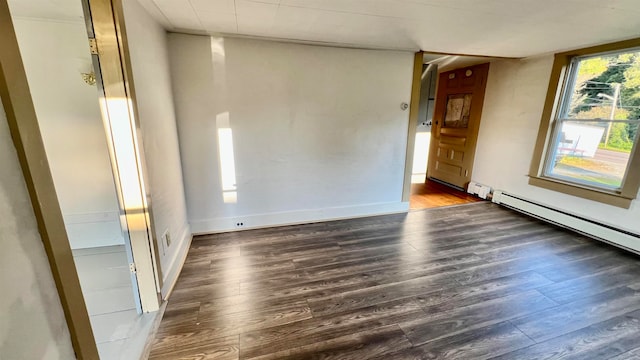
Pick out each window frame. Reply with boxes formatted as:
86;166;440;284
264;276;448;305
529;38;640;209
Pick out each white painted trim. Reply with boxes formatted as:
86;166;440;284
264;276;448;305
160;225;192;299
63;211;120;224
191;202;410;235
167;30;418;53
12;15;86;25
493;190;640;253
64;211;125;249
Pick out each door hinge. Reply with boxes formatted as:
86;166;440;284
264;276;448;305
88;38;98;55
129;263;137;273
465;169;469;177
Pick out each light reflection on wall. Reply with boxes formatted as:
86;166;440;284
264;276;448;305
98;94;161;310
216;112;237;204
98;97;149;230
412;132;431;184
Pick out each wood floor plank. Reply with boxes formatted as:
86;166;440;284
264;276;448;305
536;264;640;304
458;244;629;286
495;309;640;360
511;286;640;342
245;324;412;360
208;257;296;277
292;242;422;269
149;334;239;360
194;305;313;338
414;270;554;309
401;289;557;346
304;272;455;317
150;202;640;360
243;250;488;299
176;264;304;288
240;299;424;359
474;233;588;263
534;252;633;283
453;253;564;285
169;282;240;305
608;346;640;359
410;180;482;209
382;321;534;360
629;283;640;291
155;301;201;337
308;269;553;318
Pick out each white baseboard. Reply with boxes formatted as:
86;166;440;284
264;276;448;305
190;202;410;235
493;190;640;254
160;225;192;299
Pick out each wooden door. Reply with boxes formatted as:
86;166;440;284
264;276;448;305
427;63;489;189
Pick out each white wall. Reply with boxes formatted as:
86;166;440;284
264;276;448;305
0;101;75;359
168;35;414;233
123;0;191;297
474;56;640;235
13;18;123;249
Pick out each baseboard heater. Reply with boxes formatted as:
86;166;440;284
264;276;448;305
492;190;640;255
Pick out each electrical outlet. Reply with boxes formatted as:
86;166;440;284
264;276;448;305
236;221;245;228
163;229;171;247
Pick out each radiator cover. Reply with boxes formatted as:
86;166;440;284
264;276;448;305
492;190;640;255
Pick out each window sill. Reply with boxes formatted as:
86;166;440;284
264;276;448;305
528;176;634;209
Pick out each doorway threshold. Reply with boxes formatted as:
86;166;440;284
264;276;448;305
409;178;482;210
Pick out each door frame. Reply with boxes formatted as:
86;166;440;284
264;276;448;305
0;0;161;358
403;58;496;200
0;1;99;357
402;51;425;202
85;0;163;312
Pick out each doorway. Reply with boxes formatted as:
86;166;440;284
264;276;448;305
408;54;492;210
4;0;161;357
8;7;143;360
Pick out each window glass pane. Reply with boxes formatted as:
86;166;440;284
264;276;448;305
547;120;636;189
565;49;640;122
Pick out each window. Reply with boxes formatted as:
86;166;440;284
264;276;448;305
530;39;640;208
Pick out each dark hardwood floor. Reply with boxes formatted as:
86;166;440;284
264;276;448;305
410;179;481;210
149;202;640;360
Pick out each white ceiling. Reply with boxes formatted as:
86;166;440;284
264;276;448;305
9;0;640;58
136;0;640;58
